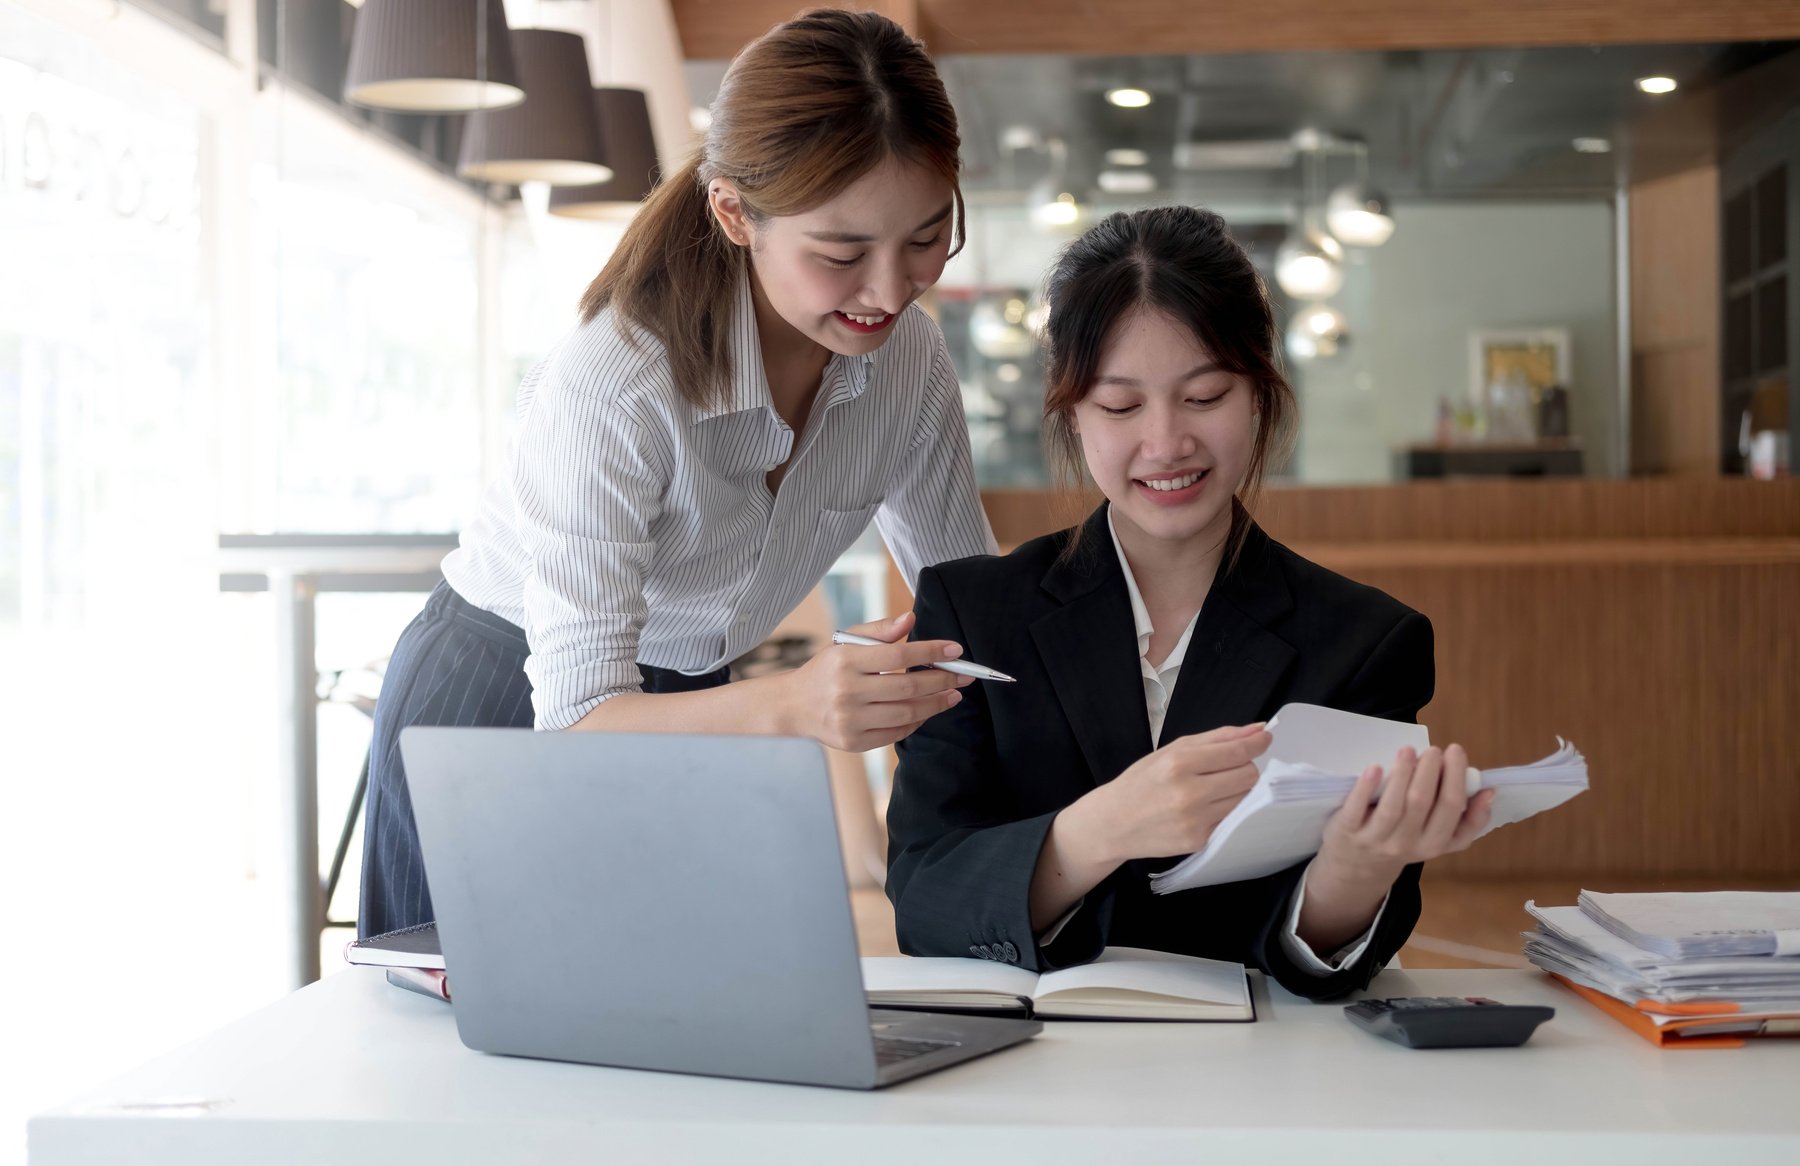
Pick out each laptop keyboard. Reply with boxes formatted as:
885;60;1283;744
873;1034;961;1067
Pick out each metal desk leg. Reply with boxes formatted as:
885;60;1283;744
270;569;322;989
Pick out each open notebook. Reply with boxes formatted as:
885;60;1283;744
1152;703;1588;894
861;947;1253;1021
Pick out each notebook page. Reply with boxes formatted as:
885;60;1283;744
1034;947;1247;1006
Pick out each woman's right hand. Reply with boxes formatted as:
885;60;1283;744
779;611;973;753
1079;723;1271;862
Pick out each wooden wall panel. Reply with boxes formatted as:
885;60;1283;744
673;0;1800;60
1309;544;1800;878
1629;166;1721;475
982;479;1800;549
1635;346;1726;476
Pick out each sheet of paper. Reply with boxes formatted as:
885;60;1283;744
1258;702;1428;774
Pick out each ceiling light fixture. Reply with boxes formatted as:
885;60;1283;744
1106;87;1152;108
1285;304;1349;361
1323;141;1394;248
1572;137;1612;154
344;0;525;113
1105;148;1150;167
1275;230;1346;300
1635;75;1677;95
458;28;611;186
549;88;662;220
1097;169;1156;195
1026;138;1083;232
1325;183;1395;247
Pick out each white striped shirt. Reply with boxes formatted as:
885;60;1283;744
442;273;997;731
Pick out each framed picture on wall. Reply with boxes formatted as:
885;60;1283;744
1469;328;1572;440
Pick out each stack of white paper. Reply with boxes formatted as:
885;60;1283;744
1524;900;1800;1010
1151;703;1588;894
1576;890;1800;959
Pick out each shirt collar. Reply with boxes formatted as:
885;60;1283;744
1106;505;1198;674
692;268;878;423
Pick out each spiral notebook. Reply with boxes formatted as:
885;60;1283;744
345;922;444;970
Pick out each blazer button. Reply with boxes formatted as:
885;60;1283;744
967;945;982;958
1002;942;1018;962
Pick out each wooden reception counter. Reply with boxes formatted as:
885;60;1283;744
954;478;1800;881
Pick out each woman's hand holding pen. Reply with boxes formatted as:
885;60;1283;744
780;611;973;753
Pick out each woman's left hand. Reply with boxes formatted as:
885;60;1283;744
1312;744;1496;890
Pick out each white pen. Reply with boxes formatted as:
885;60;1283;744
829;631;1017;683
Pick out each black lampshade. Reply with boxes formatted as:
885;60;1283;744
344;0;524;114
549;88;660;219
458;29;610;186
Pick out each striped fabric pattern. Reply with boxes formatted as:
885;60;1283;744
443;273;997;731
359;582;731;937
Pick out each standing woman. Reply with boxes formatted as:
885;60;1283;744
360;10;995;938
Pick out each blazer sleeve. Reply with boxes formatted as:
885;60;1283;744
885;565;1058;968
1258;610;1436;1000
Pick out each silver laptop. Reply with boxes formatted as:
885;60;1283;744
399;728;1041;1089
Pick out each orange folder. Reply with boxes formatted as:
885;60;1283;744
1548;973;1800;1049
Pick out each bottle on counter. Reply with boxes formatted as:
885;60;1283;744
1537;384;1570;439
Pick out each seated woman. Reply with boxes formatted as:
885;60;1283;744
885;206;1495;999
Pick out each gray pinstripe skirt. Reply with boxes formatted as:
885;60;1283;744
357;581;728;938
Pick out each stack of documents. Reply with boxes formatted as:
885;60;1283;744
1524;892;1800;1048
1152;703;1589;893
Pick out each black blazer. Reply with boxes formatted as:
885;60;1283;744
886;505;1432;1000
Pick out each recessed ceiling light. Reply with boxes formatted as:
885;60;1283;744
1106;87;1152;109
1572;137;1612;154
1635;75;1677;95
1105;148;1150;167
1098;169;1156;194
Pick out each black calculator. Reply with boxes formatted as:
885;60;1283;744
1343;996;1555;1048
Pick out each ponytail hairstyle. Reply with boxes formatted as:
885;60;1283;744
1040;206;1296;568
578;9;965;408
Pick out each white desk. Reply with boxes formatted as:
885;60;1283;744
30;969;1800;1165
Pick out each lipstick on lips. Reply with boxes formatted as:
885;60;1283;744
834;309;894;335
1132;467;1210;505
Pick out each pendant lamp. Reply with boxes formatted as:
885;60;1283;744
458;29;611;186
344;0;524;114
549;88;660;219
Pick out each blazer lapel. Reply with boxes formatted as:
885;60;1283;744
1029;507;1152;787
1156;521;1298;747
